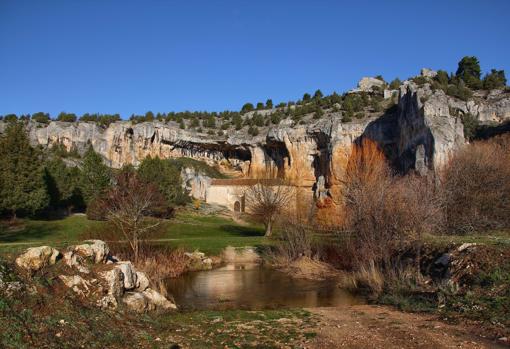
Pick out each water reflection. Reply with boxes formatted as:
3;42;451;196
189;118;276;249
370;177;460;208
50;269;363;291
165;263;362;310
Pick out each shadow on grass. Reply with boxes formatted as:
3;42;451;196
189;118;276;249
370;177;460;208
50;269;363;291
0;221;58;243
219;224;264;237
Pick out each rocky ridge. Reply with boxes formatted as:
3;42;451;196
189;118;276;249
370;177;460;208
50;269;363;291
1;73;509;209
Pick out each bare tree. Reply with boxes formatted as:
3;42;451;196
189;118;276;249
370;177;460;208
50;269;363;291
96;170;167;263
244;178;294;237
341;138;443;268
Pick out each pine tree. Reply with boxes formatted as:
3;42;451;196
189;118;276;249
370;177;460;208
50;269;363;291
0;122;49;217
80;146;111;204
44;158;84;212
138;156;188;206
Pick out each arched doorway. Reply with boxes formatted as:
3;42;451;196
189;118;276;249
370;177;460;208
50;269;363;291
234;201;241;212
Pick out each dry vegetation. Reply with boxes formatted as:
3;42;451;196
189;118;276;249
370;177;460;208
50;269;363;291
440;134;510;234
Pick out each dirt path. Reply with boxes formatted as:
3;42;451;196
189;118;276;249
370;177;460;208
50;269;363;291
306;305;505;349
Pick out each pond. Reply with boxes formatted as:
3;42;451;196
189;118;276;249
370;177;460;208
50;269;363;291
165;263;363;310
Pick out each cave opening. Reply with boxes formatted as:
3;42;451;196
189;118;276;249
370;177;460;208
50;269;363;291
263;141;290;178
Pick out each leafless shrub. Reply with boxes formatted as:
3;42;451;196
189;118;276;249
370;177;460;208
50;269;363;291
112;243;190;282
440;134;510;234
95;170;167;263
266;220;315;264
244;178;294;236
341;138;443;269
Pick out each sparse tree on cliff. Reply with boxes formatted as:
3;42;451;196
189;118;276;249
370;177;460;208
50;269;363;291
456;56;482;89
244;178;293;236
0;122;49;218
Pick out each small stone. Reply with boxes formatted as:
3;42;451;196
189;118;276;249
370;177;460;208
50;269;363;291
458;243;477;252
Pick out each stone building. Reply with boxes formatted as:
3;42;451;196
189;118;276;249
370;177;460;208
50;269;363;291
205;178;289;213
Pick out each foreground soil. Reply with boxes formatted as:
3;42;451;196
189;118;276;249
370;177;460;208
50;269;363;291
307;305;507;349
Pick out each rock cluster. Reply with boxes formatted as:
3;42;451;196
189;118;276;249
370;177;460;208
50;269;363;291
14;240;177;312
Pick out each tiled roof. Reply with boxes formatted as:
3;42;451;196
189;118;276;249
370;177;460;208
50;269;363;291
210;178;284;186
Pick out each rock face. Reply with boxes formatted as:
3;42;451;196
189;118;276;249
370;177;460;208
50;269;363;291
356;77;385;92
3;82;509;213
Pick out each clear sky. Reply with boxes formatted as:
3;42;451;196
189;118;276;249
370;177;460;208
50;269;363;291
1;0;509;118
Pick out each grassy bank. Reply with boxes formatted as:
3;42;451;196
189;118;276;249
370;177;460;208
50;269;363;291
0;210;266;255
0;278;316;348
372;232;510;339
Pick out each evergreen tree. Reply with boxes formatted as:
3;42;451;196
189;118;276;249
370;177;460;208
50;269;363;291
80;146;111;204
0;122;49;217
302;93;311;102
389;78;402;90
266;99;273;109
32;112;51;124
241;103;254;113
483;69;507;90
456;56;482;89
44;158;84;212
4;114;18;122
313;89;323;100
138;156;188;206
57;112;77;122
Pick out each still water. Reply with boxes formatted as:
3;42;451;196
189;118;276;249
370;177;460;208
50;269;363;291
165;263;362;310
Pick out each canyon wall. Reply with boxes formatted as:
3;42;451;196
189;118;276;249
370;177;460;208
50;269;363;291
1;82;509;219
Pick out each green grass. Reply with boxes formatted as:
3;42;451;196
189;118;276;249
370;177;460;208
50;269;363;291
423;230;510;247
0;210;266;255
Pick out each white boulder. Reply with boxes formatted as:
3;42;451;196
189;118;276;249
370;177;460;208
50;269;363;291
357;77;385;92
15;246;60;273
62;251;90;274
135;271;150;292
58;275;91;297
122;291;149;312
100;267;125;298
73;240;110;263
143;288;177;310
115;261;137;290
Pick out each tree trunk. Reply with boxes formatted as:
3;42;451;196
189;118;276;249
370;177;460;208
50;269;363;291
133;235;139;264
264;220;272;237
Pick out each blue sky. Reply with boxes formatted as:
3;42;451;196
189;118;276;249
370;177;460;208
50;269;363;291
1;0;509;118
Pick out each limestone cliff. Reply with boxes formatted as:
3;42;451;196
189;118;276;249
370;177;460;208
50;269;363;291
1;82;509;214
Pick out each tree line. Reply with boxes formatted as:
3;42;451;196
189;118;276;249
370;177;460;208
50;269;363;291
0;122;189;219
1;56;506;131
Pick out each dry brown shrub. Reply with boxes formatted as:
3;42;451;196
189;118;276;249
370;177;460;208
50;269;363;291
111;243;190;282
265;219;316;265
340;138;443;269
440;134;510;234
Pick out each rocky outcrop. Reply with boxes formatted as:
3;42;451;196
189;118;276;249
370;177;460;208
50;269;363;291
14;240;177;312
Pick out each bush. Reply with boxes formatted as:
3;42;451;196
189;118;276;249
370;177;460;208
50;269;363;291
248;126;259;136
440;135;510;234
483;69;507;90
341;139;442;269
460;113;479;141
